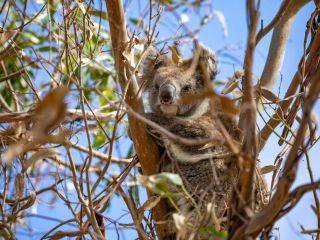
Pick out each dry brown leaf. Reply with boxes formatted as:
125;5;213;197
1;87;69;165
234;69;245;79
179;89;217;105
1;143;24;164
137;196;161;224
0;30;17;45
15;173;25;199
95;212;105;239
49;230;83;240
305;111;319;144
24;148;58;171
221;70;244;94
222;81;239;94
122;36;141;71
169;44;182;65
232;90;243;99
260;165;278;174
259;87;280;103
34;87;69;132
19;191;36;212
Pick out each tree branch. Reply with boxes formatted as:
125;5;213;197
105;0;170;238
232;0;259;235
259;15;320;150
259;0;310;90
245;63;320;235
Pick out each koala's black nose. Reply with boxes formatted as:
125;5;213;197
159;84;176;104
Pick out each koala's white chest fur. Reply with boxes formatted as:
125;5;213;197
178;98;210;120
164;138;232;163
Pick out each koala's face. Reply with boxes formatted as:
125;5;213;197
148;65;204;116
141;46;218;116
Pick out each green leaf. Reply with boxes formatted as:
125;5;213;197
93;129;107;148
38;46;58;52
89;10;108;19
21;31;44;45
155;172;183;186
129;18;139;25
102;88;116;101
200;224;228;239
201;15;210;25
139;172;183;197
213;80;225;86
160;0;173;5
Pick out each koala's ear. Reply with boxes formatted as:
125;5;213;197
140;46;170;78
198;45;218;80
183;45;218;81
139;46;170;89
140;46;157;74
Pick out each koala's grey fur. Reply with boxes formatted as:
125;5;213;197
140;45;242;238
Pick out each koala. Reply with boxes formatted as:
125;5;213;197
140;45;241;238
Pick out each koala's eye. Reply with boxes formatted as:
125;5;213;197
182;84;192;92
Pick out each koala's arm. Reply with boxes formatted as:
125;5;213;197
168;117;231;163
145;113;231;163
144;112;176;147
145;113;210;139
145;113;174;127
169;120;210;140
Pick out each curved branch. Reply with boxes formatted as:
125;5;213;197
259;0;310;90
105;0;170;238
255;0;292;44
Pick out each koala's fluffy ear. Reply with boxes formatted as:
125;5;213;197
198;45;218;81
139;46;170;80
140;46;157;76
184;45;218;81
